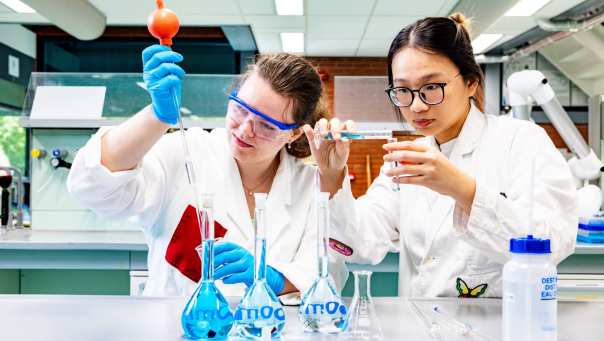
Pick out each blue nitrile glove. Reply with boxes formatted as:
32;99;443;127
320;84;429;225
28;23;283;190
141;44;185;125
213;241;286;295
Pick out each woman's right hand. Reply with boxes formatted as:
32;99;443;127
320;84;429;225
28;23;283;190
303;118;354;195
142;44;186;125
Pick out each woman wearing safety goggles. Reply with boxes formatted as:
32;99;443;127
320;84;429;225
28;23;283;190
67;47;351;299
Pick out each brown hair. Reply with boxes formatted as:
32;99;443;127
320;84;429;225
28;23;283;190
386;12;485;118
237;53;328;158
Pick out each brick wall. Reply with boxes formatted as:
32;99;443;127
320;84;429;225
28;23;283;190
307;57;388;115
306;57;587;198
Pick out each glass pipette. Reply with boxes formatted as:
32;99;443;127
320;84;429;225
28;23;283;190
313;130;400;192
408;301;443;341
431;305;500;341
315;130;393;143
148;0;205;237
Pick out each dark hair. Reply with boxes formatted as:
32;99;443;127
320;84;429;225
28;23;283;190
386;12;484;118
238;53;328;158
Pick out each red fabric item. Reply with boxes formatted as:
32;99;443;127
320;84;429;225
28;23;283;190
165;205;228;282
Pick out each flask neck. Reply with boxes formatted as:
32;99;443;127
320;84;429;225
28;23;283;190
254;208;267;282
317;200;329;278
353;271;373;299
199;199;215;282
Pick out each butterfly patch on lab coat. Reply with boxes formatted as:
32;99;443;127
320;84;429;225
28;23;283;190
456;277;488;298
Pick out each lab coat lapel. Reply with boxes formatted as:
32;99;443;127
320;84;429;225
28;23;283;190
219;153;254;244
422;104;486;252
265;149;292;247
451;103;485;160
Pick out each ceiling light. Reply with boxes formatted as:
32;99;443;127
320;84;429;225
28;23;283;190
280;32;304;53
504;0;551;17
0;0;36;13
472;34;504;54
275;0;303;16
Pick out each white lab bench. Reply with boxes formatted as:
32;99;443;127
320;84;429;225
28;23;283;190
0;295;602;341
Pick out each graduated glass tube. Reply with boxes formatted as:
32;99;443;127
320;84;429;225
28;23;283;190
181;194;234;340
344;271;384;340
313;130;399;192
298;192;347;333
314;130;393;144
234;193;286;339
385;137;400;192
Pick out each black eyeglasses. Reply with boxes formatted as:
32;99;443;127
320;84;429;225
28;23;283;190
385;73;461;107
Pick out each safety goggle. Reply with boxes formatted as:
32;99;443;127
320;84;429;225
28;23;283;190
227;91;299;140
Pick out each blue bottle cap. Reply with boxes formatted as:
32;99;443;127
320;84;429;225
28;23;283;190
509;235;551;254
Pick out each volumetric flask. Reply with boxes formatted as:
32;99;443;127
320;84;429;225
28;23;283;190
298;192;347;333
181;194;233;340
234;193;286;339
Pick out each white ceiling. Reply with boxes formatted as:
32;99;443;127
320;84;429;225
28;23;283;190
0;0;594;57
483;0;586;46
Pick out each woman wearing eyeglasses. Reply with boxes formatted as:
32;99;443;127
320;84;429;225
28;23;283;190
67;45;350;297
312;13;577;298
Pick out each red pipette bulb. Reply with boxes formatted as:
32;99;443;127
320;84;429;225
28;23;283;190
147;0;180;46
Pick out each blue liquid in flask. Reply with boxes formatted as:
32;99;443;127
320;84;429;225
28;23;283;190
234;193;286;339
299;192;347;333
182;195;233;340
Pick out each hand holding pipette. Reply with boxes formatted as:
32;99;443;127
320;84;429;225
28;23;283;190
146;0;183;126
146;1;204;236
303;118;354;195
141;45;184;125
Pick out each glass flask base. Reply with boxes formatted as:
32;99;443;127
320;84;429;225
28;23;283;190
234;282;286;339
298;276;347;334
182;281;234;340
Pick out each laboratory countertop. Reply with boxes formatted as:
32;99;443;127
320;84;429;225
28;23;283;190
0;228;603;254
0;229;147;251
0;295;601;341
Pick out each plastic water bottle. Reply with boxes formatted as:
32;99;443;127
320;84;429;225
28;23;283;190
502;235;557;341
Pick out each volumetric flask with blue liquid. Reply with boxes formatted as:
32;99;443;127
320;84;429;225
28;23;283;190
234;193;286;339
181;194;234;340
298;192;347;333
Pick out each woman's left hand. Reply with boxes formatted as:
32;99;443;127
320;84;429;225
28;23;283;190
303;118;354;196
213;241;285;294
383;140;476;213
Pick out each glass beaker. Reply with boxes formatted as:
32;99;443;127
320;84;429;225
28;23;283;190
344;270;384;340
298;192;347;333
181;194;234;340
234;193;286;339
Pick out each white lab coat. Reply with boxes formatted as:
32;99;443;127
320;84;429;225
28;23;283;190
329;104;577;298
67;127;348;297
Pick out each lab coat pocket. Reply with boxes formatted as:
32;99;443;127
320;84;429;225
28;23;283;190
467;248;504;275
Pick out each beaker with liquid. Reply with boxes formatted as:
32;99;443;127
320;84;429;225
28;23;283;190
298;192;347;333
181;194;234;340
344;270;384;340
234;193;286;339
